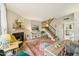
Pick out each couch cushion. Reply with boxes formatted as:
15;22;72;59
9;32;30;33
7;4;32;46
0;37;10;49
74;47;79;54
16;51;30;56
0;34;17;43
10;35;17;43
73;53;79;56
66;42;76;54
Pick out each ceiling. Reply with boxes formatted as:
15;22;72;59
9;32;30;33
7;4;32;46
6;3;79;21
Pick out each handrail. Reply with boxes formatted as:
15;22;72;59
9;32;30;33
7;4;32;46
48;18;56;32
48;18;54;24
48;24;56;31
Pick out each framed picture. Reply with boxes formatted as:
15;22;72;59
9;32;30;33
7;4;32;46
63;23;74;40
32;25;39;31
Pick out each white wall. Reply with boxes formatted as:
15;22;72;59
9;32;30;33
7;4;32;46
55;13;74;41
56;17;64;41
7;10;42;40
74;12;79;41
56;13;79;41
7;10;32;34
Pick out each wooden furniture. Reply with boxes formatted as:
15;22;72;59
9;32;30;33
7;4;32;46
3;41;22;52
44;40;68;56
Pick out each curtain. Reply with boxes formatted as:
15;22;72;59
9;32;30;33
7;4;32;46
0;3;7;35
0;11;1;35
0;4;1;35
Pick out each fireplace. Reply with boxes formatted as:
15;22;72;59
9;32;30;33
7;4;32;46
12;32;24;41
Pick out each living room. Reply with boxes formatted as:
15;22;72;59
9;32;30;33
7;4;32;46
0;3;79;56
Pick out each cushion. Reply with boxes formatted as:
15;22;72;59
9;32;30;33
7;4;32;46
73;53;79;56
0;37;10;49
0;34;17;43
0;49;5;56
73;47;79;56
5;34;17;43
10;35;17;43
66;42;76;53
16;51;30;56
0;34;17;49
74;47;79;54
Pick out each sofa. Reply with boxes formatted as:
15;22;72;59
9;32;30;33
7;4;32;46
0;34;17;48
66;41;79;56
0;34;18;56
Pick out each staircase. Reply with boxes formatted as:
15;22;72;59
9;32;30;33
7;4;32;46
45;27;55;37
42;18;59;41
